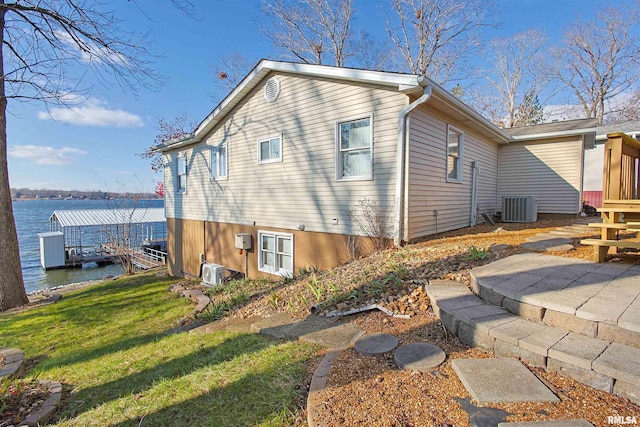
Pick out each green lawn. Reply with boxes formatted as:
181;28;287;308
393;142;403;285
0;273;318;426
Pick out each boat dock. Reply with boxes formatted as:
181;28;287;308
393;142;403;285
38;208;167;271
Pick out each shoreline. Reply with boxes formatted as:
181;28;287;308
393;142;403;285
27;275;120;296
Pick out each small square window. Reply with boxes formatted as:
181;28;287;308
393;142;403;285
336;116;372;180
210;144;227;180
176;155;187;193
258;231;293;276
446;125;464;183
258;135;282;163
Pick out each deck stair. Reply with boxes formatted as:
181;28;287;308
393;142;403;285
547;225;595;237
425;253;640;405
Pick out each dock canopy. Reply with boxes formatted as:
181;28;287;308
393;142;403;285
50;208;165;228
45;207;167;270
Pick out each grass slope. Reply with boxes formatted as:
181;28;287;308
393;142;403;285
0;273;318;427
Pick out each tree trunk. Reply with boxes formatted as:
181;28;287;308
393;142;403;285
0;6;29;311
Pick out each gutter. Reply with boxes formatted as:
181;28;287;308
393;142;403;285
394;81;432;246
509;128;597;141
153;133;196;153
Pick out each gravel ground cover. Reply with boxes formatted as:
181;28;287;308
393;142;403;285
227;218;637;427
312;311;639;426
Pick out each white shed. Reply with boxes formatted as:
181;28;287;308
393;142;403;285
38;231;65;270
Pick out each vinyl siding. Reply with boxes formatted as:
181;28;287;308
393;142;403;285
163;72;408;236
498;137;583;214
583;142;605;191
406;105;500;239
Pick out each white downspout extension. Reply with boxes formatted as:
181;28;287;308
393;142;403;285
394;83;432;246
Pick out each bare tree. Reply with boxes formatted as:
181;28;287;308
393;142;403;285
138;112;196;172
350;31;395;71
211;52;255;92
258;0;355;66
483;29;550;127
605;90;640;125
0;0;190;311
209;52;255;103
386;0;495;85
553;3;640;125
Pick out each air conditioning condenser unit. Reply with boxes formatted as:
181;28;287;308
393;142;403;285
202;263;226;286
501;196;537;223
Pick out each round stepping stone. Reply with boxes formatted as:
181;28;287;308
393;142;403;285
394;342;445;372
354;333;399;355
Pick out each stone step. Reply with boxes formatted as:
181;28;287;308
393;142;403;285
470;254;640;349
426;280;640;405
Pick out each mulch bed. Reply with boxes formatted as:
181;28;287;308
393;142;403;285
0;379;50;426
308;311;640;426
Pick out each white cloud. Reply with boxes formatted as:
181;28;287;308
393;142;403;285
8;145;88;165
54;31;128;66
38;97;144;127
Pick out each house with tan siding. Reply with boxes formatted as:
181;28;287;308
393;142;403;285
155;60;599;280
499;119;598;216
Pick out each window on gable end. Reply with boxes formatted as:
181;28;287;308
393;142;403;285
258;135;282;163
210;143;228;180
446;125;464;183
176;155;187;193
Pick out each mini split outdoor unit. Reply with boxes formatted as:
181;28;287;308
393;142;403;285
501;196;537;223
202;263;226;286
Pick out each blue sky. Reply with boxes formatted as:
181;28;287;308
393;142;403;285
6;0;623;193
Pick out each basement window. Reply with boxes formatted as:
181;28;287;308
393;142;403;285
258;231;293;276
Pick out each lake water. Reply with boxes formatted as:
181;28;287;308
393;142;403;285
12;198;164;293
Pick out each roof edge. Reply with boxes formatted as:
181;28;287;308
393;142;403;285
510;127;598;141
158;60;511;151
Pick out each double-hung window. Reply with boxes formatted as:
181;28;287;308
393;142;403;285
210;144;227;180
258;135;282;163
176;155;187;193
446;125;464;183
336;116;372;180
258;231;293;276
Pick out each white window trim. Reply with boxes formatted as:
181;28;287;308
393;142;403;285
210;143;228;181
257;134;283;164
257;230;294;276
176;154;187;194
335;114;374;181
446;124;464;183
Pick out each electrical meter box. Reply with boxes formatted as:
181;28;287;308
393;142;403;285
235;233;252;250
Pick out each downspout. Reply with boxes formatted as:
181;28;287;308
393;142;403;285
394;82;432;246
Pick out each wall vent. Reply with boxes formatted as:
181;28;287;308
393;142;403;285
501;196;537;223
264;77;280;103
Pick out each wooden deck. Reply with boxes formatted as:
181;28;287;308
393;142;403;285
581;132;640;262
